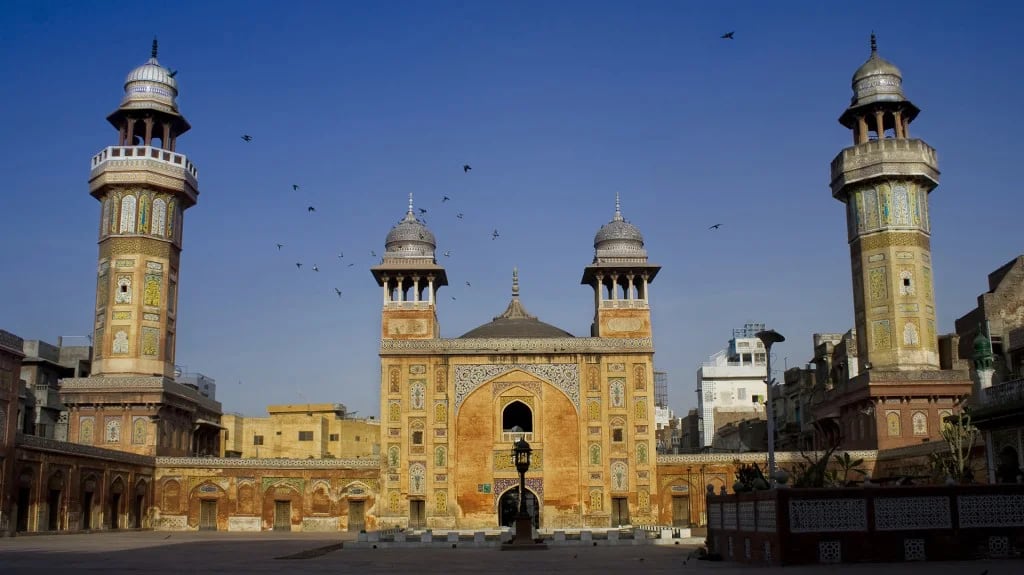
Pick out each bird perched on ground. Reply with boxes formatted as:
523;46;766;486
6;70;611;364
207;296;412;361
334;288;342;297
307;206;316;213
292;184;300;191
312;265;319;272
708;223;722;230
442;195;450;202
241;134;253;142
276;243;284;250
463;164;472;172
492;229;500;240
295;262;302;269
721;31;734;39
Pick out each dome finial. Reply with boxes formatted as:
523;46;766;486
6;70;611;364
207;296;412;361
151;37;159;59
407;193;414;216
613;193;623;221
870;31;877;55
512;267;519;298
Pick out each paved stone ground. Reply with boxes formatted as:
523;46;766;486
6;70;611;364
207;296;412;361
0;531;1019;574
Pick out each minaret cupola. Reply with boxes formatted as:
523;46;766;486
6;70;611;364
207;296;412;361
105;38;190;151
839;33;920;145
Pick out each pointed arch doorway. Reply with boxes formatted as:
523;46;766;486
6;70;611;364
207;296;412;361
498;487;539;528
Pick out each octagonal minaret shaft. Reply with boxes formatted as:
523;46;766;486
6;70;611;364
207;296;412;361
90;40;198;377
831;34;940;371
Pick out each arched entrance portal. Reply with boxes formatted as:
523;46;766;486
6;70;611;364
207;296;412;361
498;487;539;529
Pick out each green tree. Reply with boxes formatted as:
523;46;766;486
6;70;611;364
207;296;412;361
832;452;867;485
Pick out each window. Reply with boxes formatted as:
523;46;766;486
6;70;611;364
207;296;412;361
298;431;313;441
737;388;747;400
329;434;339;441
612;428;624;442
502;400;533;432
355;435;360;441
253;435;264;445
412;430;423;445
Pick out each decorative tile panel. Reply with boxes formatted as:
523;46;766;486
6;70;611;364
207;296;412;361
739;501;755;531
789;499;867;532
904;538;925;561
756;500;777;532
492;478;543;509
958;495;1024;527
818;541;841;564
454;363;579;412
875;496;951;530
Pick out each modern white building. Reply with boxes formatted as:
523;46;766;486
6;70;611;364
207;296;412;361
696;323;768;448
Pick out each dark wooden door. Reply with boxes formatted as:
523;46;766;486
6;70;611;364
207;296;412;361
611;497;629;526
273;500;291;531
672;496;690;527
199;500;217;531
409;500;425;528
347;500;365;532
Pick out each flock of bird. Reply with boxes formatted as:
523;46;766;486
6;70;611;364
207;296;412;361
236;30;734;303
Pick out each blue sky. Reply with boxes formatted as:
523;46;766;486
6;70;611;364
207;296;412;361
2;1;1022;418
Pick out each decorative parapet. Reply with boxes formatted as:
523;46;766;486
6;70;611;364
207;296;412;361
89;146;198;200
381;337;653;355
656;451;878;466
830;138;939;196
155;456;382;469
16;432;155;467
60;376;221;413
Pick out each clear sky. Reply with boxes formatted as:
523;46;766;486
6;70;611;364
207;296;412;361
2;1;1022;418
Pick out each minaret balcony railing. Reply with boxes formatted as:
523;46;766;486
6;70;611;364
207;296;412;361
983;376;1024;406
599;299;649;310
385;301;432;310
91;146;199;181
829;138;938;195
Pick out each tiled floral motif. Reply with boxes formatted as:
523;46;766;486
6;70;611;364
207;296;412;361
904;538;925;561
872;320;892;351
610;461;628;491
903;321;919;346
898;269;915;296
738;501;755;531
818;541;841;564
609;378;625;408
874;496;951;530
492;478;543;509
454;363;579;412
789;499;867;532
868;268;887;300
756;500;777;532
958;495;1024;527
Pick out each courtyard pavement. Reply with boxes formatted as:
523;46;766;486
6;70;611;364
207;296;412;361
0;531;1019;574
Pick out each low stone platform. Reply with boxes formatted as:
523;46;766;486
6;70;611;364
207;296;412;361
345;527;701;549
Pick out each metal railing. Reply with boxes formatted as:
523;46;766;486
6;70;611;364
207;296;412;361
984;377;1024;405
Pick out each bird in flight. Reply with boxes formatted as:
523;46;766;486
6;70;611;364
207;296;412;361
456;212;464;219
295;262;303;269
276;243;284;250
337;252;344;259
442;195;450;202
292;184;300;191
465;281;472;287
721;31;735;39
444;250;451;257
451;296;456;300
463;164;472;173
492;229;500;240
241;134;253;142
371;250;377;258
334;287;342;297
167;69;178;78
347;263;355;267
708;223;722;230
312;265;319;272
419;208;428;215
307;206;316;212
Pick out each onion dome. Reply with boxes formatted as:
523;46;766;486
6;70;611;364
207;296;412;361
849;33;905;107
972;325;994;371
383;194;437;260
120;38;180;114
593;194;647;263
460;269;574;338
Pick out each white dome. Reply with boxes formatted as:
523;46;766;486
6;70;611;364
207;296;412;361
593;195;646;262
383;195;436;260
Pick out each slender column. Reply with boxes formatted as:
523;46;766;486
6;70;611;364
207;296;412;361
382;276;390;304
642;274;650;302
893;110;904;138
125;118;135;146
169;136;176;151
396;276;404;302
412;276;421;302
611;274;619;300
626;273;635;301
873;109;885;140
595;274;604;302
902;119;910;139
427;275;435;304
118;125;127;146
144;117;154;146
857;116;869;144
162;123;171;150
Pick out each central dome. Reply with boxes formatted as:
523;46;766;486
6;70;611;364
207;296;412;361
459;269;574;339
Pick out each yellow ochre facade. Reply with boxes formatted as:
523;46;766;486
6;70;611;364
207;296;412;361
220;404;380;460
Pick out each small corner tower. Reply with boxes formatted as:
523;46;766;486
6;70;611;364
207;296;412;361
90;38;197;378
371;194;448;339
831;34;940;371
581;194;660;338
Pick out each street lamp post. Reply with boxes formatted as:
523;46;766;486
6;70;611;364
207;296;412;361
756;329;786;483
511;436;533;544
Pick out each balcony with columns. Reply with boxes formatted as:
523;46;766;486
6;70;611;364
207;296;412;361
593;271;650;310
381;274;437;309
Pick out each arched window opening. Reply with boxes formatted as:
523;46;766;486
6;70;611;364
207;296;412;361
502;401;533;433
